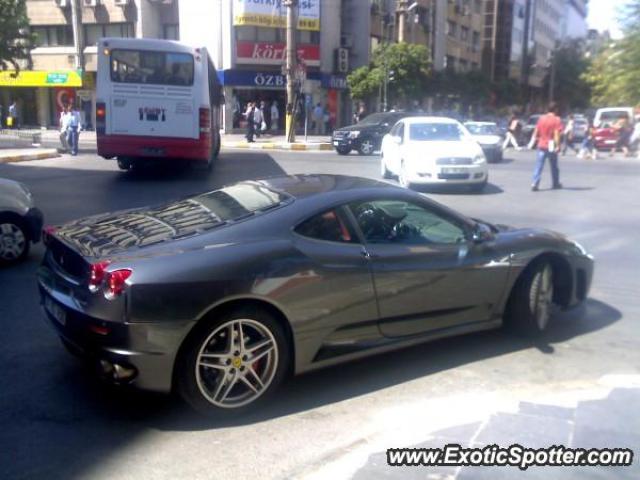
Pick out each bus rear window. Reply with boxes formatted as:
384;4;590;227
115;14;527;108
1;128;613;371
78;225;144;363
110;49;194;86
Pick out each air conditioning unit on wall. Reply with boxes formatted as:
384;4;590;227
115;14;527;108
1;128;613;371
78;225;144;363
54;0;69;7
114;0;130;5
83;0;100;7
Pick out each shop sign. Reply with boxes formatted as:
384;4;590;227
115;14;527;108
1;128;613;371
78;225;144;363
0;70;83;87
233;0;320;31
236;42;320;66
220;70;321;88
322;74;348;90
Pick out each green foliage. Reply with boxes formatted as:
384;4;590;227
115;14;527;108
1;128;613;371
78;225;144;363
347;42;432;104
545;40;591;110
0;0;34;74
584;0;640;107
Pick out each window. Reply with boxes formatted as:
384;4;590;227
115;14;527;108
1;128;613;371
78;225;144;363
32;25;74;47
446;55;456;70
459;59;468;71
474;0;482;14
84;23;133;47
409;122;466;141
257;27;278;42
110;49;195;86
163;24;179;40
350;200;467;245
461;26;469;42
472;31;480;48
298;30;320;44
295;209;356;244
447;21;457;38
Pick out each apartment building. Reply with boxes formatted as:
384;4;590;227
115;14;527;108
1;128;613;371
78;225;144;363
445;0;484;72
0;0;178;128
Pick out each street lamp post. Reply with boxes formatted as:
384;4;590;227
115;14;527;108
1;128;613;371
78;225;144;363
283;0;298;143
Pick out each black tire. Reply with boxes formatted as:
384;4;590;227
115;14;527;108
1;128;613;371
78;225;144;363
470;178;488;193
176;306;290;417
335;146;351;155
505;260;555;336
357;138;375;155
213;130;221;159
117;157;132;171
0;214;30;266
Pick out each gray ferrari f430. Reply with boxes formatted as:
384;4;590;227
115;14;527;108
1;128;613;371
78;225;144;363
37;175;593;416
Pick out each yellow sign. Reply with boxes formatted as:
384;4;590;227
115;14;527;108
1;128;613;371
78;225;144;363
0;70;83;87
233;0;320;31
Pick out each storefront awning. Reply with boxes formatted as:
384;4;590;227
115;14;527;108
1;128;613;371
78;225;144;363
0;70;83;87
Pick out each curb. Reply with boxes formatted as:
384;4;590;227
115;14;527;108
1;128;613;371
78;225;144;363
223;142;333;152
0;149;60;164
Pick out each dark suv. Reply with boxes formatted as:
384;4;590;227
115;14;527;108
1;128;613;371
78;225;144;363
332;112;416;155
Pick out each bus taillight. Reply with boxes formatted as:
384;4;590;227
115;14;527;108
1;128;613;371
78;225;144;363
199;107;211;136
96;102;106;135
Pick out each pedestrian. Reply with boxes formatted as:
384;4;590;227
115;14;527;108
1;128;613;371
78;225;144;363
8;100;18;129
611;116;631;157
502;115;522;151
313;103;324;135
630;118;640;159
59;105;71;152
578;123;598;160
530;102;563;191
270;101;279;132
66;103;82;156
259;100;268;134
253;101;264;138
561;115;578;155
323;104;331;135
245;102;256;143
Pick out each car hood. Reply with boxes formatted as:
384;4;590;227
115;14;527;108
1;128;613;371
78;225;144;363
335;123;376;133
472;134;501;145
0;178;33;214
402;140;482;159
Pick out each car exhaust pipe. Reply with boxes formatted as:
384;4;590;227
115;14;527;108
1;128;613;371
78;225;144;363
99;359;137;383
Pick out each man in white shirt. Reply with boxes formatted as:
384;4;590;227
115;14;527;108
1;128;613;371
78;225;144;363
59;105;71;152
64;104;82;155
270;101;279;132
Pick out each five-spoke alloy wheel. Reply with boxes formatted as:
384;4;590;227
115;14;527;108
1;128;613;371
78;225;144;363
177;307;289;416
0;220;29;265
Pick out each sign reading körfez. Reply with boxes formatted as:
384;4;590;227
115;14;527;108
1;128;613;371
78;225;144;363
233;0;321;31
236;42;320;66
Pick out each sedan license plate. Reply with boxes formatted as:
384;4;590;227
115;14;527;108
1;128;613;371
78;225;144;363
442;167;467;174
333;141;340;146
44;296;66;326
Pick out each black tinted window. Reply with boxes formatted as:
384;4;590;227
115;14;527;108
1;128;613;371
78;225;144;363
350;200;467;245
296;210;356;243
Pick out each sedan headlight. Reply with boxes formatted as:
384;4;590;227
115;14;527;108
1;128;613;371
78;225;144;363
348;131;361;139
473;154;486;164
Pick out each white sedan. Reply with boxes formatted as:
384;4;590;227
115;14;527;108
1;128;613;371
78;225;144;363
380;117;489;191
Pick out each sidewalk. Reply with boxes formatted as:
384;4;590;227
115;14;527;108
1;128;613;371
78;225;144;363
4;129;333;152
0;147;59;164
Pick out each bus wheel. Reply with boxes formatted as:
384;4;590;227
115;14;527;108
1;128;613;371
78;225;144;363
117;157;132;171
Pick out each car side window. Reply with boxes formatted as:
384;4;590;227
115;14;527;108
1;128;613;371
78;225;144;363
349;200;467;245
295;209;357;244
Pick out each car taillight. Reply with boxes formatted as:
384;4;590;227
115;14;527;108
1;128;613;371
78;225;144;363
96;102;106;135
89;260;111;292
42;225;57;246
105;269;132;300
199;107;211;135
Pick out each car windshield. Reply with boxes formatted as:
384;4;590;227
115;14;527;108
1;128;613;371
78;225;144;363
465;124;498;135
409;123;465;141
599;111;630;124
528;115;541;125
358;113;395;126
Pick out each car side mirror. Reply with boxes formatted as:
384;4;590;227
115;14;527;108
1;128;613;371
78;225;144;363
393;135;402;145
471;223;495;243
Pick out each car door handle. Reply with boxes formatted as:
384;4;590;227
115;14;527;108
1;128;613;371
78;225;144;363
361;250;379;260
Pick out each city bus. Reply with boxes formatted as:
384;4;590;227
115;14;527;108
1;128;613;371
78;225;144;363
96;38;223;171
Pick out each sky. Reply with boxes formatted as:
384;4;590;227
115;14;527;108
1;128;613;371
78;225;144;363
587;0;627;38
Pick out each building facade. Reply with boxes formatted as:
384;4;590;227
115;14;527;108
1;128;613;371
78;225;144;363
561;0;588;40
0;0;179;129
444;0;484;72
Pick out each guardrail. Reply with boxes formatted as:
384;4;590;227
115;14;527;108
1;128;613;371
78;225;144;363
0;129;42;147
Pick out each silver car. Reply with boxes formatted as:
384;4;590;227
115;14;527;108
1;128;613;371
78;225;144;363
0;178;43;265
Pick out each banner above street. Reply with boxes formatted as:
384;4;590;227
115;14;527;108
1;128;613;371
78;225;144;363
233;0;320;31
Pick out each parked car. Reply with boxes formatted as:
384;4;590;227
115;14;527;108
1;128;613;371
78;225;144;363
38;175;593;416
592;107;635;150
522;114;542;145
380;116;488;191
332;112;417;155
0;178;43;265
464;121;504;163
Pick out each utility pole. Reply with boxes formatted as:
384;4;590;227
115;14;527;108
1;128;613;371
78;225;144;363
283;0;298;143
397;0;408;43
548;50;556;103
70;0;84;72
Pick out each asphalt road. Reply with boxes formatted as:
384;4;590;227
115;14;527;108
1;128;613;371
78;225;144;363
1;147;639;479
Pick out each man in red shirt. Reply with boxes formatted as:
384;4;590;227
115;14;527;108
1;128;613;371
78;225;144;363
530;102;563;191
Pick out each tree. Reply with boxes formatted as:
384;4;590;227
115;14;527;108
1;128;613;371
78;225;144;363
347;42;431;107
583;0;640;107
545;40;591;111
0;0;34;74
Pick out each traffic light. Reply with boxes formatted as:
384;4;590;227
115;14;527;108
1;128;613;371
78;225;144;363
335;48;349;73
388;69;396;82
